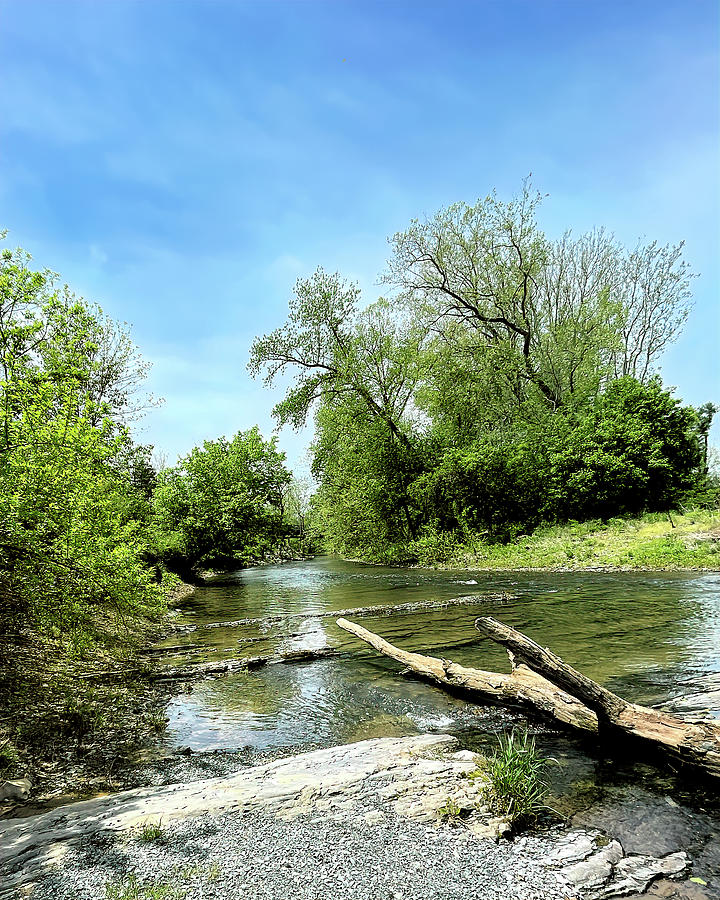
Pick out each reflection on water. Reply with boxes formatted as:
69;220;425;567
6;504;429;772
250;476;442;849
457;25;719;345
163;558;720;760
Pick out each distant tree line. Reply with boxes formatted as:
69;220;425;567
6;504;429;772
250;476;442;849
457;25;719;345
250;183;717;562
1;178;717;644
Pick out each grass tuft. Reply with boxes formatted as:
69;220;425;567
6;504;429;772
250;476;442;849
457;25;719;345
480;729;551;827
105;876;185;900
136;820;166;843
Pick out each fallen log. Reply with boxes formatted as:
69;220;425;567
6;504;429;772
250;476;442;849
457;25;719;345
171;594;516;634
475;616;720;779
151;648;340;681
151;656;269;680
336;617;597;732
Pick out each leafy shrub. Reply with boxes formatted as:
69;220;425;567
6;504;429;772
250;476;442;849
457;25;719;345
409;524;461;566
437;796;464;823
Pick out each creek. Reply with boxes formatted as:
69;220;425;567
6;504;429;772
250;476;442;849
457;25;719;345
148;559;720;896
155;558;720;817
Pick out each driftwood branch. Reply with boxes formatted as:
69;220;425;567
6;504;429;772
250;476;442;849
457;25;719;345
151;648;340;682
475;616;720;779
336;617;597;732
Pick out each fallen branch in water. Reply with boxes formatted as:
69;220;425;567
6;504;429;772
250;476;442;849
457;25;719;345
150;647;341;681
336;617;597;732
170;594;517;634
339;616;720;778
475;616;720;779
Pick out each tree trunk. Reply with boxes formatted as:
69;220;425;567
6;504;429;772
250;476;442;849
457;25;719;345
336;617;597;732
475;616;720;779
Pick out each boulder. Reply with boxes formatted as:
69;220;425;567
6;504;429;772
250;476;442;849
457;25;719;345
0;778;31;802
545;830;691;899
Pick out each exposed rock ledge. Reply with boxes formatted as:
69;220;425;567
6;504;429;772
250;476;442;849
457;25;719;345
0;734;692;900
0;734;498;897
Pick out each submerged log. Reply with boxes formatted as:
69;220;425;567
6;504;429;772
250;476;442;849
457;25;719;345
151;648;340;681
172;594;515;635
475;616;720;779
336;617;597;732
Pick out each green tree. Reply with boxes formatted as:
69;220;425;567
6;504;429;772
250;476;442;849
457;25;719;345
384;182;692;416
310;398;422;558
409;377;701;543
547;377;701;520
0;238;162;643
249;273;430;538
248;184;700;561
152;427;291;571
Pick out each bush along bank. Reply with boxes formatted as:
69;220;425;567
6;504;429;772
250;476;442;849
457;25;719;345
0;239;310;805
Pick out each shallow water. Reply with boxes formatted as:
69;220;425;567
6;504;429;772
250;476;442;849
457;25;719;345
161;558;720;770
145;557;720;888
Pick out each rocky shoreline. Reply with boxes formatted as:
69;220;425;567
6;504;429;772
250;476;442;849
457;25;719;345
1;734;707;900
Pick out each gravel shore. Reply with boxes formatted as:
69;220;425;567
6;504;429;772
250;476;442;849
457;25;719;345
28;806;570;900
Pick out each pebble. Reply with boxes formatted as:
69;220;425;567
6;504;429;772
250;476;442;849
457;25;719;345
28;807;570;900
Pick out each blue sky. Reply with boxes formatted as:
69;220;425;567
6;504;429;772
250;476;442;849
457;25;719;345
1;0;718;473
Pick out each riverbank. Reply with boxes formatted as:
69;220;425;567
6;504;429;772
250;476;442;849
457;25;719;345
0;657;175;816
0;592;196;814
4;562;720;898
435;508;720;572
1;734;702;900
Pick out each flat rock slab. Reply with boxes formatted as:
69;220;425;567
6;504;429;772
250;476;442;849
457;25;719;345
0;734;498;897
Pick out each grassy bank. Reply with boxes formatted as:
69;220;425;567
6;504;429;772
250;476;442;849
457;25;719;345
445;508;720;571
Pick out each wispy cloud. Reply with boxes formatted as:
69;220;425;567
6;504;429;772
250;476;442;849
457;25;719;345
1;0;717;461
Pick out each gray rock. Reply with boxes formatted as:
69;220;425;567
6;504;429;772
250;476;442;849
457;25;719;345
573;790;704;857
596;853;690;898
0;778;31;801
551;832;691;900
563;840;624;893
363;810;385;825
543;830;600;866
0;734;494;896
20;807;571;900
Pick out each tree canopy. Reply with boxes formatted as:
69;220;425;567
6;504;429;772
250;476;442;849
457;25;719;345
0;237;163;645
250;184;710;562
152;427;292;572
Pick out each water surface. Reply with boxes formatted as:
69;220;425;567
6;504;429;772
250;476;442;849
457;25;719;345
161;557;720;766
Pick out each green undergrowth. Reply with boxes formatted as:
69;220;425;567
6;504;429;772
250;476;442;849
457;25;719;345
392;507;720;570
106;876;185;900
463;508;720;570
105;864;220;900
0;629;170;792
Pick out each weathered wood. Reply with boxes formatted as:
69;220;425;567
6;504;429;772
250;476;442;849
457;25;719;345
475;615;720;779
336;617;597;732
151;648;340;681
172;594;514;634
